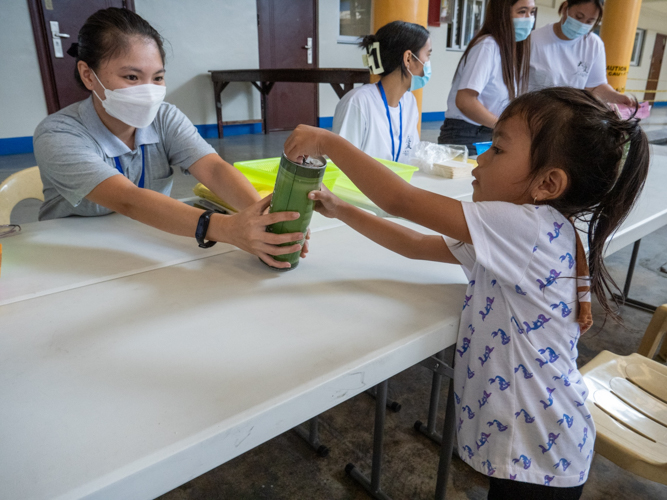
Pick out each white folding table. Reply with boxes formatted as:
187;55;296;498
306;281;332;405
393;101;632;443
0;220;468;500
2;149;666;500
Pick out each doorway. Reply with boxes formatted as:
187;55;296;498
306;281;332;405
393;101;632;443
644;33;666;104
256;0;318;131
28;0;134;114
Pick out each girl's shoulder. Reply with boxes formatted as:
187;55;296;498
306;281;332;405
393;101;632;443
583;32;605;52
472;35;500;53
344;83;378;102
530;23;555;43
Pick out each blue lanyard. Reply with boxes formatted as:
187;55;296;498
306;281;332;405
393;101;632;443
114;144;146;189
377;81;402;162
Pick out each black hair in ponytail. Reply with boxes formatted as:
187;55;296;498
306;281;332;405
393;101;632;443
498;87;650;321
70;8;166;91
359;21;429;79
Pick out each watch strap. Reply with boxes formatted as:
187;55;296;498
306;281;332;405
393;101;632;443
195;210;217;248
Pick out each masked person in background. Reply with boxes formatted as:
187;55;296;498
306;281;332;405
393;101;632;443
332;21;431;165
438;0;536;155
529;0;633;106
33;8;305;269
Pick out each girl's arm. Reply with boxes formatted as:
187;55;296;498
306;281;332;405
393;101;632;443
310;188;459;264
455;89;498;129
285;126;472;244
87;175;303;269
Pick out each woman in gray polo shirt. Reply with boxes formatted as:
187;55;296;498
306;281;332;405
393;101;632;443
34;8;304;269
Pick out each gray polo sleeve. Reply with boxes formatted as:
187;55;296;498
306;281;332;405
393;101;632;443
154;103;217;173
33;116;120;207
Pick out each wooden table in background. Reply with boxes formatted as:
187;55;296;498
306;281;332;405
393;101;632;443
208;68;370;138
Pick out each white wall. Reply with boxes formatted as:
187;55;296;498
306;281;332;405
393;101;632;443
317;0;367;117
136;0;261;125
0;1;49;138
1;0;666;142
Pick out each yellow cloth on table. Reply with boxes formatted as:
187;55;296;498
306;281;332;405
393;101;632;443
193;183;273;213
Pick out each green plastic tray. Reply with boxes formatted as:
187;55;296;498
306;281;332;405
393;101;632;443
330;158;418;193
233;157;341;191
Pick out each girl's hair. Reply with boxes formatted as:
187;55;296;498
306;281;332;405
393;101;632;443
455;0;531;99
359;21;430;79
498;87;649;320
558;0;604;33
68;7;165;90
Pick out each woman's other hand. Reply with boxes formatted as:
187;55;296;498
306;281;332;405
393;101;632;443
211;194;303;269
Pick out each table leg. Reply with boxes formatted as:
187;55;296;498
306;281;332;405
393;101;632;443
434;377;457;500
365;383;402;413
293;417;330;457
345;380;393;500
414;349;447;444
612;240;658;312
213;82;225;139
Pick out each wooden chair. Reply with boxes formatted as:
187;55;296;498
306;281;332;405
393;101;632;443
0;167;44;226
580;326;667;485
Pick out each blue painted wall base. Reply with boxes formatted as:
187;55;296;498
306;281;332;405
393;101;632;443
0;136;34;156
5;105;667;156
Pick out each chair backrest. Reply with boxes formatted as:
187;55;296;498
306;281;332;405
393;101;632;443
0;167;44;225
637;304;667;360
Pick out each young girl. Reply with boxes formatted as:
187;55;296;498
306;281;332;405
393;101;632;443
285;87;649;498
438;0;536;154
332;21;431;163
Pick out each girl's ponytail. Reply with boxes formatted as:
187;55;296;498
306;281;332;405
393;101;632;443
587;113;650;319
359;34;378;52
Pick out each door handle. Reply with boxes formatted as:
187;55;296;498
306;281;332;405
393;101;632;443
303;37;313;65
49;21;68;58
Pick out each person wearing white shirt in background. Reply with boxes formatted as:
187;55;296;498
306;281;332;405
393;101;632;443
529;0;634;106
439;0;536;155
332;21;432;165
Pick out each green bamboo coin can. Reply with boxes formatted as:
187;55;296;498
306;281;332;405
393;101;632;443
265;154;327;270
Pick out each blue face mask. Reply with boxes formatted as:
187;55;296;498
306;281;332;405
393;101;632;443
561;14;594;40
513;16;535;42
408;52;431;91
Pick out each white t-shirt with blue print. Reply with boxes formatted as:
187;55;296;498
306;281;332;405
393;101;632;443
445;201;595;488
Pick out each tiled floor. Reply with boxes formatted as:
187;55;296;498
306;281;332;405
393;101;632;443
1;112;666;499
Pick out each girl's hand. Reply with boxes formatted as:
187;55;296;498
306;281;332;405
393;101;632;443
308;185;348;219
300;228;310;258
284;124;333;163
212;194;303;269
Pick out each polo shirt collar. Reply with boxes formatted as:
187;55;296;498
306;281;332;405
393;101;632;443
79;96;160;158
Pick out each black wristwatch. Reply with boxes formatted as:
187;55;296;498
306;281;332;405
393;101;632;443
195;210;217;248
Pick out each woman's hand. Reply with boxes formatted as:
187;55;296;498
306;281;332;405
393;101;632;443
283;125;333;163
211;194;304;269
591;84;636;107
308;185;348;219
612;93;635;107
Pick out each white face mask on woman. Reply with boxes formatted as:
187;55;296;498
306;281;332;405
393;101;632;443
92;70;166;128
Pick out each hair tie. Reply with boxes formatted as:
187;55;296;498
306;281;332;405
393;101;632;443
66;42;79;58
361;41;384;75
